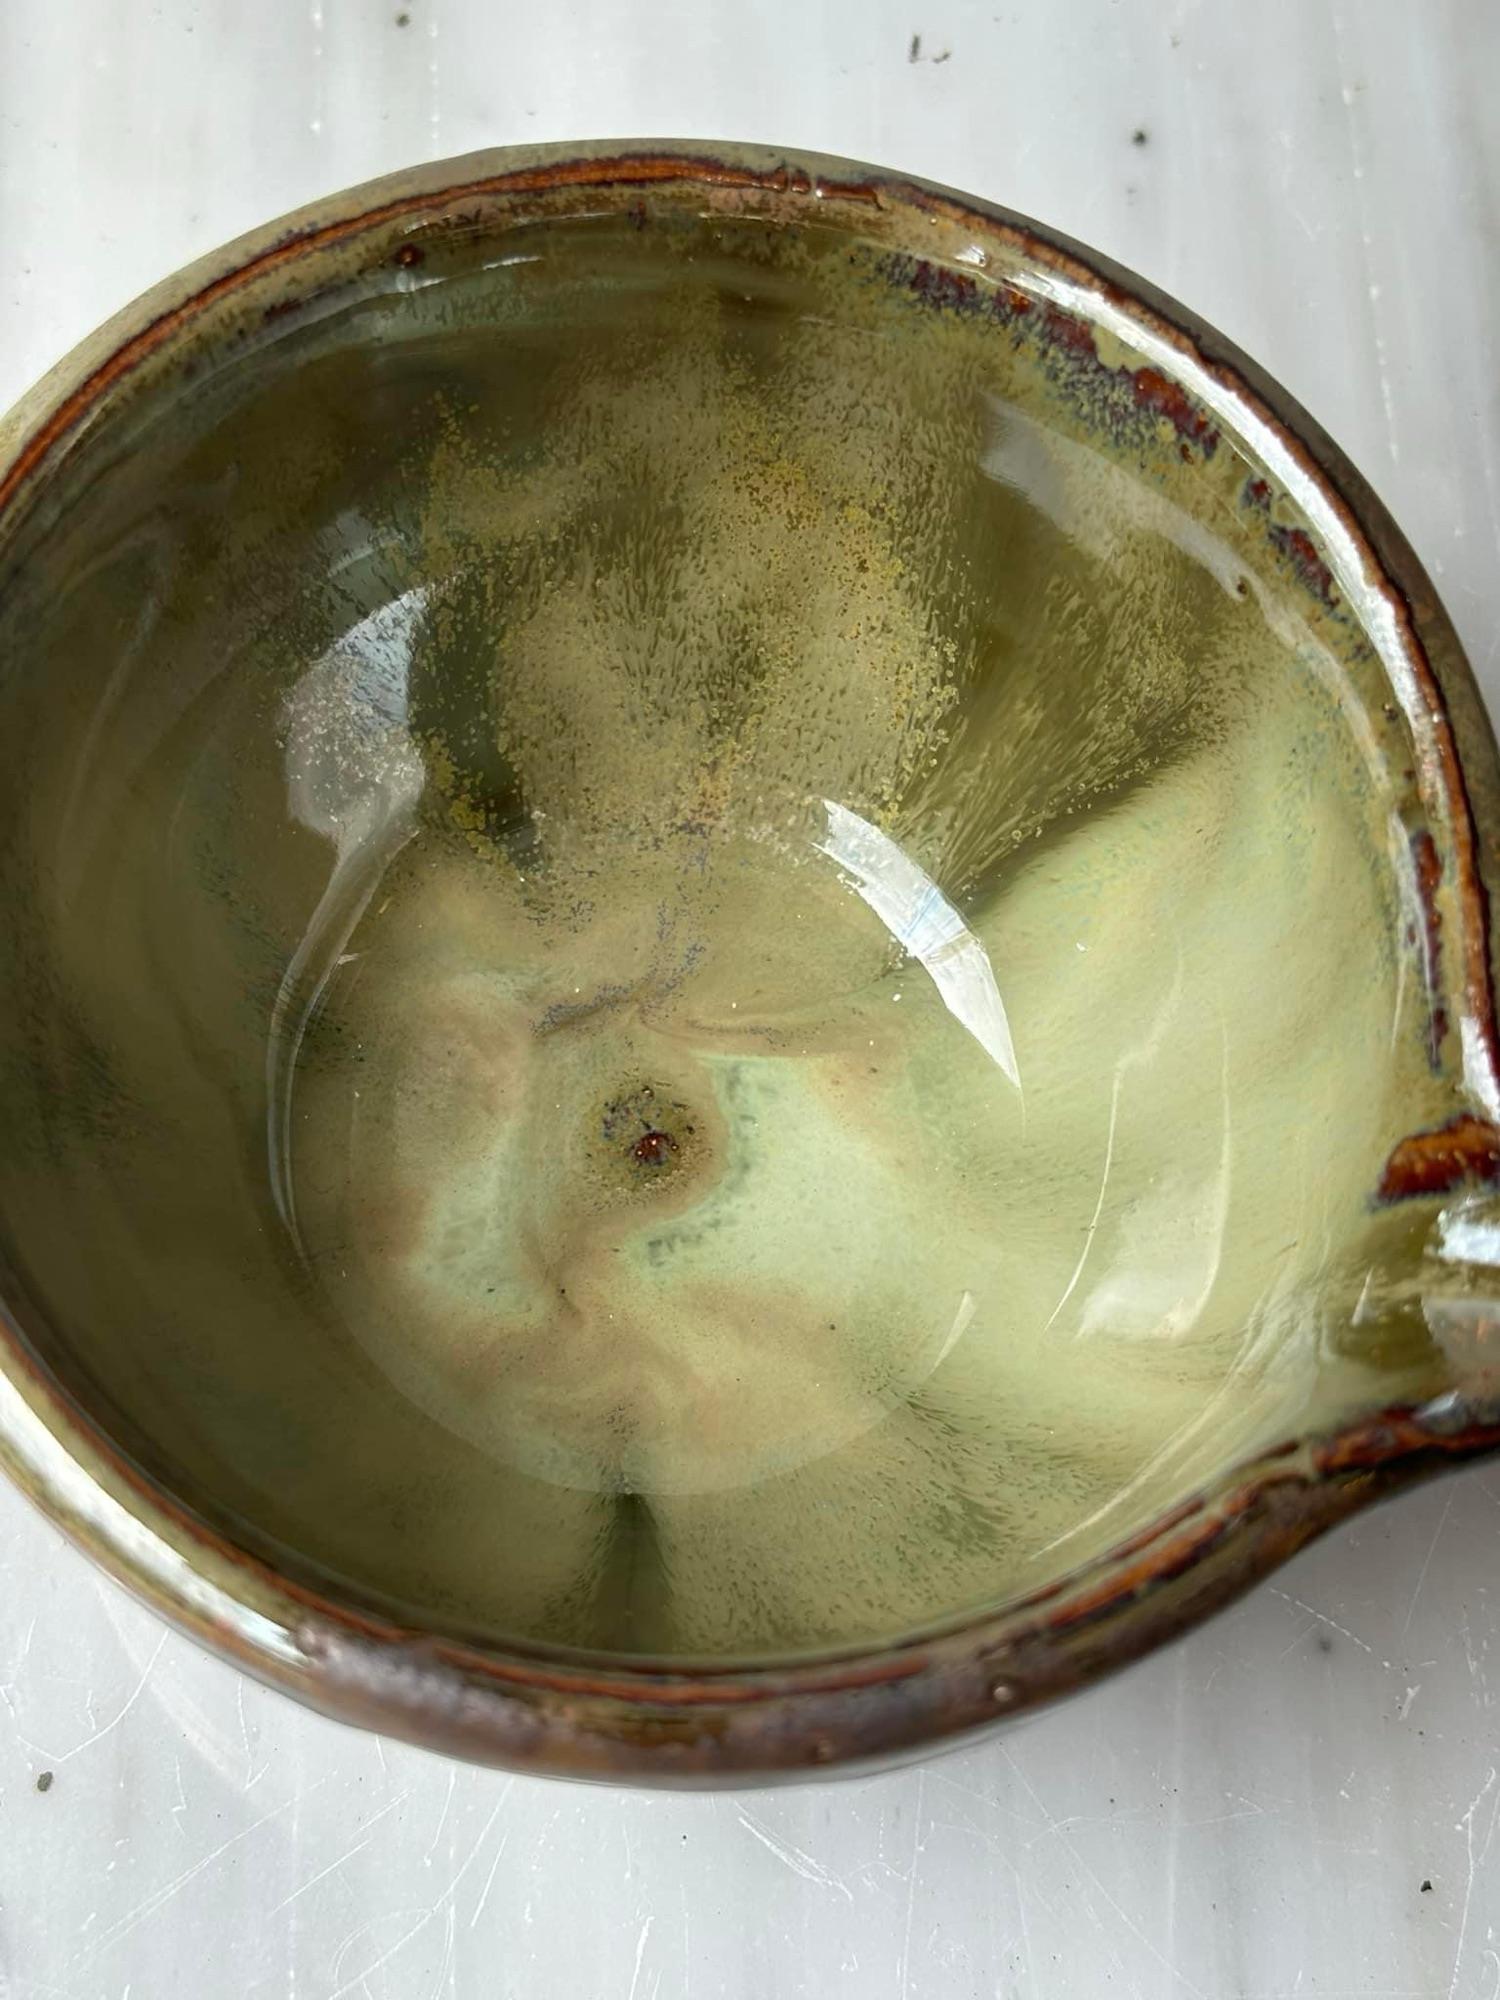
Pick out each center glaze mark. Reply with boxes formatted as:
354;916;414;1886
595;1081;699;1189
632;1129;677;1168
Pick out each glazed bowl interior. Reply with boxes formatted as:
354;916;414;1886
0;151;1496;1682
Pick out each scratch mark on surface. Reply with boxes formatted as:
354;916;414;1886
928;1767;1046;1832
424;1904;456;2000
468;1785;515;1930
736;1811;854;1899
328;1908;433;2000
1185;1807;1271;1830
49;1628;167;1766
626;1916;654;2000
1243;1990;1458;1998
1326;3;1401;466
1020;1805;1154;1851
329;1790;508;1996
235;1676;267;1790
1268;1589;1380;1659
13;1614;36;1669
1164;1649;1187;1989
72;1781;326;1969
1275;1617;1320;1662
1449;1768;1498;2000
433;1794;508;1921
1014;1857;1036;1987
424;1767;457;1865
269;1790;411;1914
426;6;441;152
1460;1610;1480;1682
1001;1748;1208;1998
897;1768;927;1996
468;1832;509;1930
1402;1494;1454;1642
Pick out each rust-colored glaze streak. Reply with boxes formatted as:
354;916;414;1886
1407;683;1500;1105
1127;363;1219;454
1268;522;1338;606
1410;826;1450;1063
1224;417;1500;1108
285;1403;1500;1778
0;153;879;526
1377;1113;1500;1202
1312;1406;1500;1473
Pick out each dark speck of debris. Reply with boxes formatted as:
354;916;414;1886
1421;1878;1433;1893
1132;127;1149;146
396;9;410;22
35;1771;53;1793
909;32;921;60
1316;1633;1334;1653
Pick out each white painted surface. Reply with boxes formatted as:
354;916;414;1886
1;1;1498;1992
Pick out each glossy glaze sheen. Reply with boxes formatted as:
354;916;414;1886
1;143;1498;1781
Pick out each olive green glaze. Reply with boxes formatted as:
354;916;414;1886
1;144;1498;1780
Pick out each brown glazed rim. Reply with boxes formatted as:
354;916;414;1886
3;141;1500;1784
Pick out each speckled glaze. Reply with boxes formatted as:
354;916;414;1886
2;142;1499;1784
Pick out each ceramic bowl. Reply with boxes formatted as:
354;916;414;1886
2;143;1498;1783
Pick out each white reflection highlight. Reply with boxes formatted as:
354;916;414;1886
931;1289;977;1371
1437;1197;1500;1268
267;586;428;1255
815;800;1021;1089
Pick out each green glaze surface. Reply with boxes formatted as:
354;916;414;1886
0;161;1492;1680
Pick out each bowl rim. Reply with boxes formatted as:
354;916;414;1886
3;138;1500;1783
